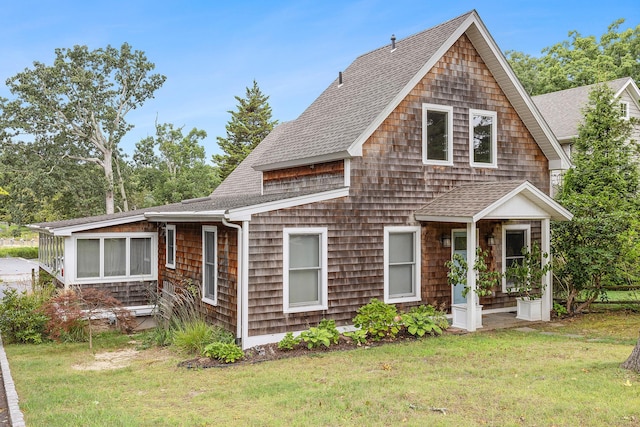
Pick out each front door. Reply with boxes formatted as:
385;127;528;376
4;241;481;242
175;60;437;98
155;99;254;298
452;230;467;304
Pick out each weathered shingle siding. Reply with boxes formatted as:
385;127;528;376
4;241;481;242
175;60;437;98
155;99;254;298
245;35;550;337
263;161;345;195
159;223;238;334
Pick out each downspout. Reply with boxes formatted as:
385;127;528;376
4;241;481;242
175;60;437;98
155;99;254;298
222;217;243;342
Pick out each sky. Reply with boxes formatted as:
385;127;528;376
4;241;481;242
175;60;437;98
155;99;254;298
1;0;638;159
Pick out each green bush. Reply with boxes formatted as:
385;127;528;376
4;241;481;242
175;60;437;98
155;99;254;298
0;246;38;259
172;319;214;354
0;288;51;344
352;298;400;341
203;342;244;363
299;327;334;349
317;318;340;344
277;332;300;351
343;329;368;346
401;305;448;337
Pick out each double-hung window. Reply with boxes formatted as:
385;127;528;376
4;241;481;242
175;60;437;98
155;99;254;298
75;233;156;282
283;228;328;313
620;101;630;120
166;225;176;269
202;226;218;306
469;109;497;168
384;226;421;303
502;224;530;292
422;104;454;165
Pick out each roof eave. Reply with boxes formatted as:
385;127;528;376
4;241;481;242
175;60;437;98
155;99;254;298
253;151;351;172
143;211;226;222
27;214;148;237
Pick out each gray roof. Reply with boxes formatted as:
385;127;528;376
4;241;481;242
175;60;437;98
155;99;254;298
415;180;527;218
251;11;474;170
532;77;632;142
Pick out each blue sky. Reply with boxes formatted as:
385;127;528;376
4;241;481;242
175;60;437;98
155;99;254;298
1;0;638;159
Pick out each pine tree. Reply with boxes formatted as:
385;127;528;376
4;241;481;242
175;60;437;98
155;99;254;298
213;80;278;181
553;84;639;313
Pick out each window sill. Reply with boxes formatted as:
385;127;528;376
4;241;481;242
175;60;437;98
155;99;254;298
384;295;421;304
283;303;327;314
202;296;217;306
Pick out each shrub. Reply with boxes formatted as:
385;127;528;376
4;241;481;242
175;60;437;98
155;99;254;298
401;305;448;337
41;290;88;343
173;319;214;355
0;246;38;259
203;342;244;363
0;288;51;344
278;332;300;351
317;318;340;344
299;327;334;349
352;298;400;341
343;329;368;346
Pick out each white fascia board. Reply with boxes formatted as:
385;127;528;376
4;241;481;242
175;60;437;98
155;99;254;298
347;13;476;157
227;187;350;221
473;182;572;222
616;78;640;108
252;151;351;172
413;214;472;223
143;211;226;222
39;214;148;237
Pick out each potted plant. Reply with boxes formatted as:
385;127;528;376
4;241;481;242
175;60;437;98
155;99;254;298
446;247;501;329
505;242;551;321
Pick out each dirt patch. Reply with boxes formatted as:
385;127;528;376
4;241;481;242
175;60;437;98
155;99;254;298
72;346;174;371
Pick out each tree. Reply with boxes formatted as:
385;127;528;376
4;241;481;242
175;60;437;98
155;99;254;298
507;19;640;95
0;43;166;214
131;123;220;206
552;84;639;313
212;80;277;181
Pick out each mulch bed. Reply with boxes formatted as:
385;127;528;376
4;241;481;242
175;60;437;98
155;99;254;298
177;329;468;369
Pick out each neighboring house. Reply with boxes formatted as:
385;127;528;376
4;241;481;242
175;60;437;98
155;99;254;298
533;77;640;187
30;10;573;349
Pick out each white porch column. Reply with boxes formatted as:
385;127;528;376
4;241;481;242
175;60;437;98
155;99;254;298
466;221;477;331
541;218;551;321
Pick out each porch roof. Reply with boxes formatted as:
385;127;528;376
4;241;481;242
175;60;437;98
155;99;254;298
414;180;572;223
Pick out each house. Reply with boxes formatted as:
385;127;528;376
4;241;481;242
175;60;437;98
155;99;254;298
532;77;640;188
30;10;573;349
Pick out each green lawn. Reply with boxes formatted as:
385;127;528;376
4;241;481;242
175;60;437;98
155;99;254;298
5;311;640;426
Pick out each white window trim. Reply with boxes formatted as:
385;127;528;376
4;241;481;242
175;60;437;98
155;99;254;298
620;101;630;120
202;226;218;306
283;227;328;314
72;232;157;284
469;108;498;168
422;103;454;166
165;224;176;269
502;224;530;293
384;226;421;303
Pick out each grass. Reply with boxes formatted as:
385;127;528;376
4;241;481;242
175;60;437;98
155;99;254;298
5;312;640;426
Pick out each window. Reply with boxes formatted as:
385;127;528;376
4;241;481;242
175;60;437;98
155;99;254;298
620;101;630;120
384;226;421;303
202;226;218;306
74;233;156;282
502;225;530;292
422;104;453;165
469;109;497;167
166;225;176;269
283;228;328;313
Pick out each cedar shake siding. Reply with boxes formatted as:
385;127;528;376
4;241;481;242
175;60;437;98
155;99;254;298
244;35;551;337
159;223;238;334
263;161;345;195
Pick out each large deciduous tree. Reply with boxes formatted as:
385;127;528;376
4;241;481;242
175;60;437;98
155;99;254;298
212;80;277;181
552;84;639;313
1;43;166;215
507;19;640;95
131;123;219;206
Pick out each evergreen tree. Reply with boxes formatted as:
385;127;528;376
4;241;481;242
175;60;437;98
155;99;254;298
213;80;277;180
553;84;639;313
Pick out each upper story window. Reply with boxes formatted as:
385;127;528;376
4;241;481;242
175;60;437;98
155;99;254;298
75;233;156;283
469;109;497;168
422;104;454;165
384;226;421;303
166;224;176;269
283;227;328;313
620;101;630;120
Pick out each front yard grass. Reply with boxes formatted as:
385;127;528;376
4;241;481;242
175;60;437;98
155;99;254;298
5;311;640;426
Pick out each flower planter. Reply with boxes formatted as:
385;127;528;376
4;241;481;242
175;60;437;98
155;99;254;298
451;303;483;329
516;297;542;321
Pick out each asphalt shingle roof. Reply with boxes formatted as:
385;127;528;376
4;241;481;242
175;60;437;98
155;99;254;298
532;77;631;141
